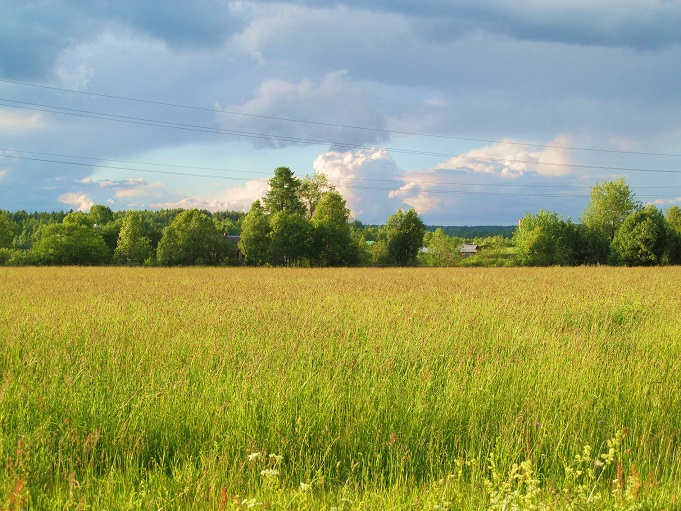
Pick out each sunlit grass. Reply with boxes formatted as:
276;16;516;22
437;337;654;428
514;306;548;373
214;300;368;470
1;267;680;509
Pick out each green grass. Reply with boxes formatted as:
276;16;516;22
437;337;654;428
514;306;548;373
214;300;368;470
1;267;680;509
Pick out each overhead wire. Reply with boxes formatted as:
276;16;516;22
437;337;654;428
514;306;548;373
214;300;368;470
2;151;681;200
1;78;680;205
2;77;680;157
1;99;681;177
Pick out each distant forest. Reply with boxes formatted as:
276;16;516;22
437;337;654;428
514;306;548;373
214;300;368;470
2;172;680;267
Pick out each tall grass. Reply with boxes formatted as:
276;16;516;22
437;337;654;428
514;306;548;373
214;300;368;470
1;267;680;509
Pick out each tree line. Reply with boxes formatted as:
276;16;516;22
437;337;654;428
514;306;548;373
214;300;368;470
1;171;679;267
513;178;681;266
0;167;427;267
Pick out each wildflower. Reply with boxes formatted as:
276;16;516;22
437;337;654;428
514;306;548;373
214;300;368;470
269;453;284;462
299;482;311;491
247;452;262;462
260;469;279;478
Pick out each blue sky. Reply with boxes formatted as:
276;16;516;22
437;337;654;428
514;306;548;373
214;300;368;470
1;0;681;224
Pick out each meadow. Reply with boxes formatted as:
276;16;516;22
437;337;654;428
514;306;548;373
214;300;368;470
1;267;680;510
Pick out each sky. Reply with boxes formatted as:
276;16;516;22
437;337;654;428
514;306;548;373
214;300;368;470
1;0;681;225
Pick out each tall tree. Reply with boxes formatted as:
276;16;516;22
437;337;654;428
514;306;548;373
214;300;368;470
263;167;305;216
609;205;670;266
114;211;153;265
268;211;311;267
300;172;335;219
156;209;222;265
311;191;356;266
386;208;426;266
238;200;271;266
580;178;640;263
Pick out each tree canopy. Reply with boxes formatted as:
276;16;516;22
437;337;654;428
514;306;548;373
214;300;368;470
33;223;110;265
580;178;640;263
114;211;153;265
263;167;305;216
156;209;223;266
609;205;673;266
386;208;426;266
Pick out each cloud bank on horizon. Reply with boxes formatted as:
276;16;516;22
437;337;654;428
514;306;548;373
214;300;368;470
1;0;680;224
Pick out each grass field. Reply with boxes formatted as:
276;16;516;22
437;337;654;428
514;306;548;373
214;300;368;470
1;267;680;510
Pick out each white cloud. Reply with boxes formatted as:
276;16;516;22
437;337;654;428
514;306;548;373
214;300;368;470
54;61;94;91
216;71;388;148
81;177;148;188
0;111;44;132
653;197;681;206
114;181;166;199
436;135;575;177
220;178;269;210
151;178;269;212
313;148;401;222
58;192;94;212
388;182;440;214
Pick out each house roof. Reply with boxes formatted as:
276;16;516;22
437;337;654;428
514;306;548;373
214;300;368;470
459;243;479;253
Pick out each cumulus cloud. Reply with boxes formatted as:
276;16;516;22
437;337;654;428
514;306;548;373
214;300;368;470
216;71;389;149
150;179;269;212
219;178;270;211
435;135;575;177
58;192;94;212
388;182;440;214
313;148;402;222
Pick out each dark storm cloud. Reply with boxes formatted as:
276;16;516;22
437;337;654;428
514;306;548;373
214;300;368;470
0;0;245;79
257;0;681;49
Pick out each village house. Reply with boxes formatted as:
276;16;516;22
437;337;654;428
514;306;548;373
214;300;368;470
459;243;479;258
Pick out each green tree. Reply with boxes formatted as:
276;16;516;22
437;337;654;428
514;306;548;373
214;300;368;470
113;211;153;265
89;204;114;226
386;208;426;266
0;211;18;249
421;228;461;266
156;209;222;265
238;201;271;266
580;178;640;263
63;211;93;227
514;210;583;266
300;172;335;219
666;205;681;234
310;191;356;266
268;211;311;266
369;239;392;266
263;167;305;216
32;223;111;265
609;205;669;266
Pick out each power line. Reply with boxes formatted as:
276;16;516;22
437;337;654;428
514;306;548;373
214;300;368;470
3;151;681;200
2;77;680;158
2;99;681;176
5;148;681;189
